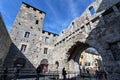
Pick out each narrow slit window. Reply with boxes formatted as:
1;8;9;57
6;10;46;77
20;44;27;52
45;37;49;43
36;20;39;24
24;32;30;38
72;22;75;29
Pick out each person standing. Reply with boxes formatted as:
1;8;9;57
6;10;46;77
102;68;108;80
36;65;42;80
62;67;67;80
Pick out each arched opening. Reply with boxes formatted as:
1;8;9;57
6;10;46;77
55;61;59;69
79;47;102;75
40;59;49;73
66;42;89;78
89;6;95;15
66;42;103;78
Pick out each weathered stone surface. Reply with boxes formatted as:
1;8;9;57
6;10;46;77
0;14;12;66
10;2;58;70
0;0;120;79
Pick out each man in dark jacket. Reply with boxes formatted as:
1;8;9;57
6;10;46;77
62;68;67;80
36;65;42;80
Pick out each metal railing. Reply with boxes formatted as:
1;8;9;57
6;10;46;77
0;68;96;80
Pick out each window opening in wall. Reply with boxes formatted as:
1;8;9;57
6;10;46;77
72;22;75;29
20;44;27;52
36;20;39;24
86;23;91;30
18;22;21;25
89;6;95;15
55;61;59;69
24;32;30;38
44;48;48;54
30;26;33;29
45;37;49;43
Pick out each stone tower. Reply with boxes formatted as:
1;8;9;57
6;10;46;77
10;2;46;67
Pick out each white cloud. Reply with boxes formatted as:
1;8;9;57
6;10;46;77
68;0;78;18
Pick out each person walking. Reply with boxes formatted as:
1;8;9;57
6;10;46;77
36;65;42;80
101;68;108;80
62;67;67;80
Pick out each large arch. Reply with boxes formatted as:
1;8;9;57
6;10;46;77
79;47;102;74
65;41;89;78
65;41;103;78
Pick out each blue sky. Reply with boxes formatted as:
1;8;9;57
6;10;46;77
0;0;95;34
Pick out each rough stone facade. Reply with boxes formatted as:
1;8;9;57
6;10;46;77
53;0;120;79
10;2;58;70
0;14;12;66
0;0;120;79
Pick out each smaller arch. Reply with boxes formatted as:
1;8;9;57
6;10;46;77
55;61;59;69
40;59;49;73
72;22;75;28
79;47;102;73
40;59;48;65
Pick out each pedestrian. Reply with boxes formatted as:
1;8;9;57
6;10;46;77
62;67;67;80
14;67;20;80
86;68;90;77
101;68;108;80
36;65;42;80
42;66;47;74
86;68;89;74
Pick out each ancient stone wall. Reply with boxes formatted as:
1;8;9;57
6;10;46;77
10;2;58;69
0;14;12;66
53;0;120;79
6;0;120;79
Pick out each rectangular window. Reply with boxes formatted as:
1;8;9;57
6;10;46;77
72;22;75;29
45;37;49;43
36;20;39;24
24;32;30;38
44;48;48;54
20;44;27;52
